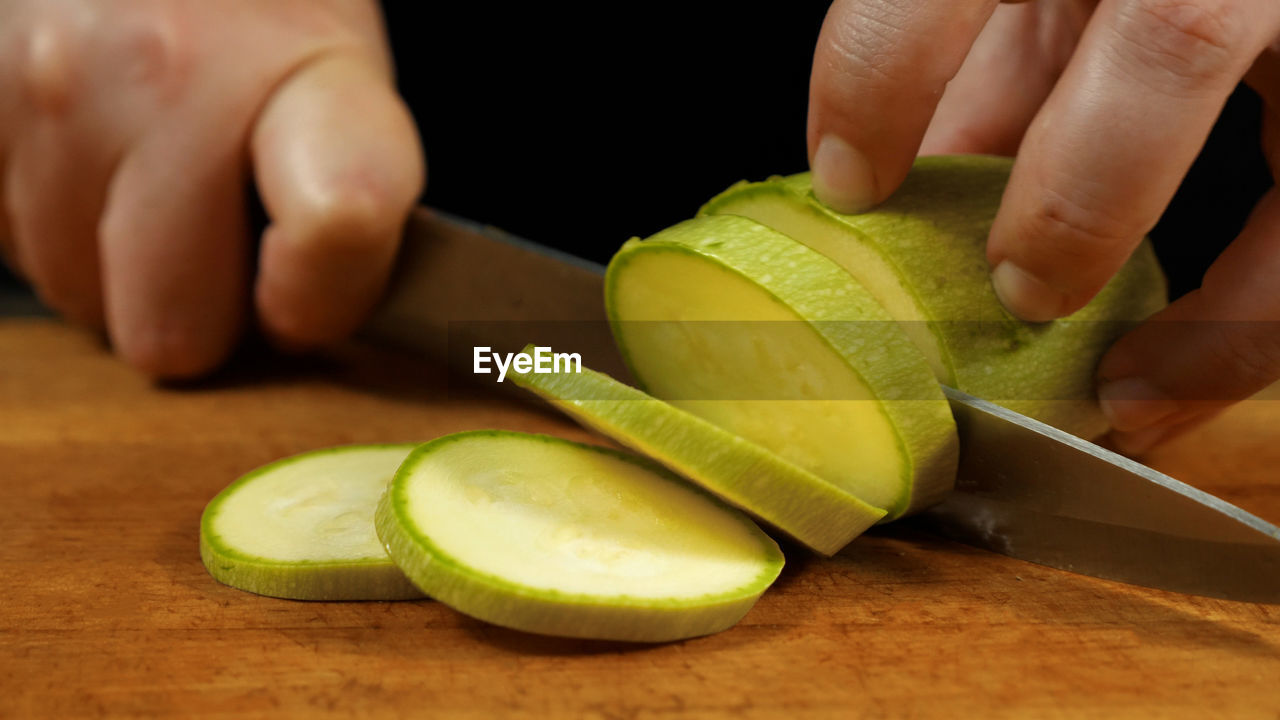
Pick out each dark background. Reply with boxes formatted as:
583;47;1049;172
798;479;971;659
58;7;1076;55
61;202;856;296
0;6;1272;308
386;4;1272;301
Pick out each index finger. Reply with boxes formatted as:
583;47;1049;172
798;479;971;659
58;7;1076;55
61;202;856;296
808;0;1001;212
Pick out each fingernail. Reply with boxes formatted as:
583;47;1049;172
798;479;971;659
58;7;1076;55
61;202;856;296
1110;424;1171;457
990;261;1066;322
811;135;876;214
1097;377;1179;432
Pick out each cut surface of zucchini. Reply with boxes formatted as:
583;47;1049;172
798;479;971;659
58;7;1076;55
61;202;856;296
606;214;957;519
375;430;784;642
201;444;424;601
509;344;885;555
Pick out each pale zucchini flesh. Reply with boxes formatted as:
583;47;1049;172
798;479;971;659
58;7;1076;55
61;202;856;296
200;444;424;601
606;214;958;519
509;343;886;555
375;430;784;642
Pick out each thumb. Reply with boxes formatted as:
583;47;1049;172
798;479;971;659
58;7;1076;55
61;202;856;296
1097;188;1280;456
250;50;424;348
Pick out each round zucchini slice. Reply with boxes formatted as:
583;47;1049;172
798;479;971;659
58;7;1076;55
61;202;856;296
375;430;784;642
200;444;424;601
606;214;957;519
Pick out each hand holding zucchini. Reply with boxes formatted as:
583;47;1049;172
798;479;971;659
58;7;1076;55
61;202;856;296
700;155;1167;439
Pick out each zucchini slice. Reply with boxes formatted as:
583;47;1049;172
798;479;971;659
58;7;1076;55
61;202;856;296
375;430;784;642
606;214;957;519
200;444;424;601
509;344;886;555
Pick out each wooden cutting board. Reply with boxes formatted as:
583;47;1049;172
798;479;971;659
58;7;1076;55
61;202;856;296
3;318;1278;718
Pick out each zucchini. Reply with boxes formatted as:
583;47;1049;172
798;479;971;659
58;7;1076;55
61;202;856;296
509;344;886;555
606;214;957;519
374;430;784;642
701;155;1167;438
200;445;423;601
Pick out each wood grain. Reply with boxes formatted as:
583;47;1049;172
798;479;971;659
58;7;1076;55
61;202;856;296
2;318;1278;719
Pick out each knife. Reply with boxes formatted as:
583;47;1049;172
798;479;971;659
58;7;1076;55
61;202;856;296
362;208;1280;603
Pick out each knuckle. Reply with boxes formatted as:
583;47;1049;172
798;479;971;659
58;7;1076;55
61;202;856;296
292;177;408;256
1019;187;1136;266
114;14;193;101
1113;0;1245;90
20;16;79;115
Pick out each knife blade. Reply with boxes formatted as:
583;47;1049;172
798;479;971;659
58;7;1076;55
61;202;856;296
362;208;1280;602
922;385;1280;602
